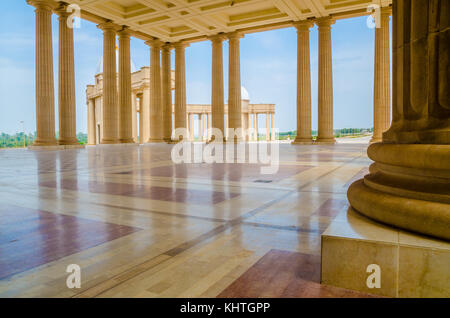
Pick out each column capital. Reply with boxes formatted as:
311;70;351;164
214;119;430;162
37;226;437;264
173;41;189;49
117;26;131;38
53;2;71;17
380;6;392;17
226;31;244;40
145;39;164;48
97;21;121;32
208;33;227;43
162;43;173;51
27;0;56;11
293;20;314;31
315;16;336;28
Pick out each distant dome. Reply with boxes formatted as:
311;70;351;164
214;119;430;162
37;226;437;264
96;51;137;74
241;86;250;101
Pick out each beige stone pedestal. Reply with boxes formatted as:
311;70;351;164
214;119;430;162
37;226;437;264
321;208;450;297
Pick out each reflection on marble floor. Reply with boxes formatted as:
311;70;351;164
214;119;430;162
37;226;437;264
0;143;373;297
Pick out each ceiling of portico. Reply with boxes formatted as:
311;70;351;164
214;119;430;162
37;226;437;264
64;0;392;43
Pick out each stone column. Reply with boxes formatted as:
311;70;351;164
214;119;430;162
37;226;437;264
98;22;119;144
371;7;392;143
293;21;314;144
131;92;137;142
266;112;270;141
87;99;96;145
210;34;226;141
118;27;134;143
254;113;258;141
248;113;252;141
146;39;164;142
227;32;244;141
174;42;188;140
29;0;57;146
189;113;194;141
316;17;336;144
271;113;275;141
348;1;450;240
55;3;78;145
141;88;150;143
207;113;212;140
161;44;172;142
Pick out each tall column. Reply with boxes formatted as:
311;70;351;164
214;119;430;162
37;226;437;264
118;27;134;143
316;17;336;144
189;113;194;141
98;22;119;144
141;88;150;143
161;44;172;142
293;21;313;144
29;0;57;146
248;113;252;141
207;113;212;140
174;42;188;140
87;99;96;145
227;32;244;141
348;1;450;240
371;7;392;143
271;113;275;141
146;39;164;142
254;114;258;141
131;92;137;142
55;3;78;145
266;112;270;141
210;34;226;141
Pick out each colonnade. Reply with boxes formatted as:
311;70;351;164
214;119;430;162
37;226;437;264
29;0;391;147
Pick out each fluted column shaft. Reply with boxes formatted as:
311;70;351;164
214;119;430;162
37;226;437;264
316;17;335;143
146;40;164;142
30;0;57;146
55;4;77;145
371;8;391;143
210;35;225;140
174;42;188;140
118;28;134;143
271;113;275;141
293;21;313;144
161;44;172;142
131;93;137;142
87;99;96;145
227;32;244;140
98;22;119;144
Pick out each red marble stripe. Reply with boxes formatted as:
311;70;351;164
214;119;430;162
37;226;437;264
39;179;239;205
218;249;378;298
0;205;140;280
116;163;313;183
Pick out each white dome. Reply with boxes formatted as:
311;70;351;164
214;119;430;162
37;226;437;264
96;52;137;74
241;86;250;101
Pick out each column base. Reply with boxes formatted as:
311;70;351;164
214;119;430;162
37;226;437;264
292;137;314;145
347;143;450;241
119;139;136;144
58;138;79;146
100;139;120;144
146;138;166;143
315;138;336;144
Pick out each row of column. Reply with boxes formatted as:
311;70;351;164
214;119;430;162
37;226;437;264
293;12;391;144
30;1;78;146
31;0;389;146
184;112;275;141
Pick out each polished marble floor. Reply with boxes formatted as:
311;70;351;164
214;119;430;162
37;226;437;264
0;141;373;297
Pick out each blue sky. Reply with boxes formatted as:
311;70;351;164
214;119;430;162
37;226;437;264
0;1;390;134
